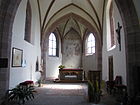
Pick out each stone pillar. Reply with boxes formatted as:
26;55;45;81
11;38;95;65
0;0;21;98
115;0;140;96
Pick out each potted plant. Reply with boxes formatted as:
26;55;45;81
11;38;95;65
87;80;102;104
87;80;94;102
93;80;102;104
0;82;36;105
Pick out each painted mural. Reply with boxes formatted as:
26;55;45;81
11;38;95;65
62;30;82;68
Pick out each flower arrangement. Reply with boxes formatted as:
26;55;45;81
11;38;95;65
58;65;65;69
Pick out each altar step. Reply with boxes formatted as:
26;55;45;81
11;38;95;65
54;79;88;83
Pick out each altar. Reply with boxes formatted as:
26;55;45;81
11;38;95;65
59;69;83;81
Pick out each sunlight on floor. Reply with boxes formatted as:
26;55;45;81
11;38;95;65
41;84;85;90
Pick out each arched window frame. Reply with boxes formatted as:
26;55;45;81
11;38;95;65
109;2;116;47
85;33;96;56
48;33;59;57
24;0;32;43
106;0;116;51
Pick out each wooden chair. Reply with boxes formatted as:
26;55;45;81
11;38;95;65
106;76;127;95
114;76;127;95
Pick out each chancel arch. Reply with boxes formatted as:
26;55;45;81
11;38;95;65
42;13;102;79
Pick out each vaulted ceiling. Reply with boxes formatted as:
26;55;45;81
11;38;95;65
37;0;106;38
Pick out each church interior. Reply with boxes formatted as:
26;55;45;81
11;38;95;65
0;0;140;104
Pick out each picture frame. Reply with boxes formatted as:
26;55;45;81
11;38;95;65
12;47;23;67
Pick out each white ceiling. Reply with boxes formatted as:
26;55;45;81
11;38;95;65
37;0;106;38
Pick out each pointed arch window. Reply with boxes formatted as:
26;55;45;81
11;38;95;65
24;0;32;43
49;33;58;56
106;0;116;50
86;33;95;55
109;2;115;47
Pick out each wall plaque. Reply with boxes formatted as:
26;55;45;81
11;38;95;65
0;58;8;68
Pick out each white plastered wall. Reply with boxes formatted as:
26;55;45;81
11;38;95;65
83;54;97;74
102;1;127;85
10;0;41;88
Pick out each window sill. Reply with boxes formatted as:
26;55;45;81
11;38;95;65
107;45;116;51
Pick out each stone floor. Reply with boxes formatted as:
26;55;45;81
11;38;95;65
0;83;122;105
25;83;121;105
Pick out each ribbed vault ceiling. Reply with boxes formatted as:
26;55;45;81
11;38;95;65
37;0;106;38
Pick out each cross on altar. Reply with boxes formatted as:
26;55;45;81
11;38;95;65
116;22;122;51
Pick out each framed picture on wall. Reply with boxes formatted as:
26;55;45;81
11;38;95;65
12;47;23;67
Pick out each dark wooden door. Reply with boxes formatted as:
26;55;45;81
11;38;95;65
108;56;114;81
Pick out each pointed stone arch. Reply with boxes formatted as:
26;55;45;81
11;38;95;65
115;0;140;95
0;0;21;97
41;13;102;79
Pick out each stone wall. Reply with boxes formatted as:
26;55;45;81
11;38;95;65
0;0;21;97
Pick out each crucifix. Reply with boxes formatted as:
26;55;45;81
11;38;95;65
116;22;122;51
